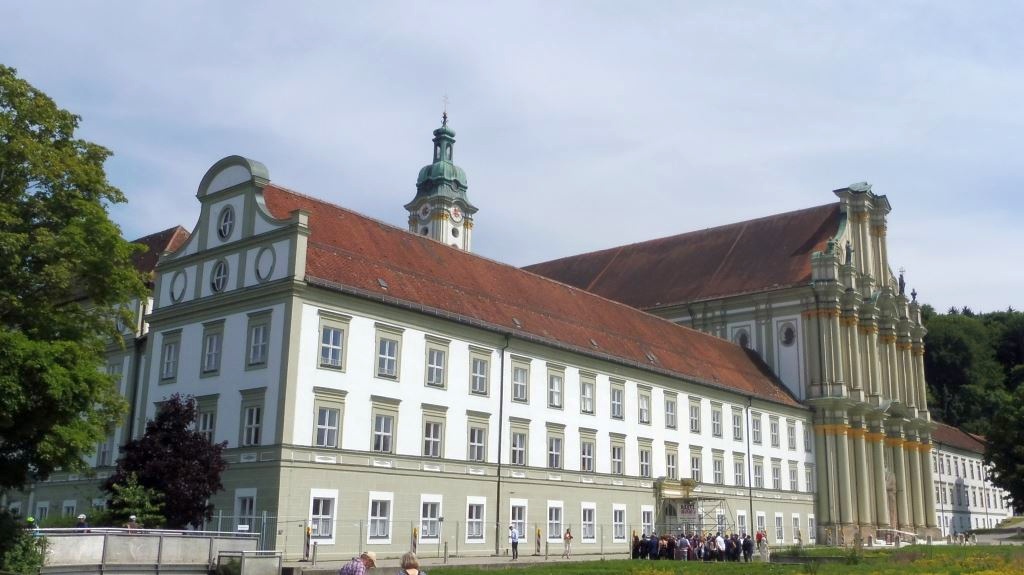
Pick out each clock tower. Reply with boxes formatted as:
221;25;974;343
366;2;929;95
405;112;477;251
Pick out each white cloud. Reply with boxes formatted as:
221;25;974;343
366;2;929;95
2;0;1021;311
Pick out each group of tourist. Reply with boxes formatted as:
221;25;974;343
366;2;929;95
631;530;769;562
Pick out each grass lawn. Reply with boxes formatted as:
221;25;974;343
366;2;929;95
429;545;1024;574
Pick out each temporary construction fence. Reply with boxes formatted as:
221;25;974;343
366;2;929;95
199;514;763;561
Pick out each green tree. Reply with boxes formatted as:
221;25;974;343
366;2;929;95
923;313;1004;433
985;384;1024;514
105;395;227;529
0;511;46;574
0;65;145;490
106;473;165;528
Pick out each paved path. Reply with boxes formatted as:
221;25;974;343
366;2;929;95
287;550;647;573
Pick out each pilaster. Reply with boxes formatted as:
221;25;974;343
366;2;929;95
867;424;890;528
887;430;912;531
850;422;873;525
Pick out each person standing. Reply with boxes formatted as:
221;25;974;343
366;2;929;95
338;551;376;575
76;514;89;531
561;528;573;558
509;525;519;560
399;551;426;575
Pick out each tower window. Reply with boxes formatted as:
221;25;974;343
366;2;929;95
434;145;440;161
447;146;452;160
451;228;459;238
780;323;796;347
421;227;429;235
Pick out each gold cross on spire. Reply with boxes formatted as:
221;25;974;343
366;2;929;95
442;94;449;126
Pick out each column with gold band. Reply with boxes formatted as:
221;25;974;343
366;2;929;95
850;424;872;525
887;434;911;530
867;429;890;527
919;438;938;528
906;439;926;528
833;423;854;526
814;422;832;526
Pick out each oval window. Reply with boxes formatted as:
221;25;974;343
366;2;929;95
735;330;750;349
217;205;235;240
211;260;229;293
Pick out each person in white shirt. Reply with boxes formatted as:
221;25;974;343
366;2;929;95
508;525;519;560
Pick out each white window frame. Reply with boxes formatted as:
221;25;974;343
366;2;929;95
420;495;442;541
310;488;338;543
468;426;487;462
580;379;595;414
373;413;394;454
242;405;262;447
512;362;529;403
547;371;563;408
610;382;624;419
639;447;651;478
510;430;527;466
246;312;270;368
367;491;393;544
689;398;701;433
546;501;563;541
580;503;596;542
315;406;340;448
470;355;489;395
638;390;651;424
612;504;627;542
580;440;594;472
318;313;350;370
466;497;486;543
665;396;677;429
641;505;654;537
547;435;562;469
751;412;763;444
425;343;448;388
423;420;443;458
711;404;722;437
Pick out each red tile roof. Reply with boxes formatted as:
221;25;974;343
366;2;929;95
262;185;801;408
523;204;841;310
131;226;191;277
932;422;986;454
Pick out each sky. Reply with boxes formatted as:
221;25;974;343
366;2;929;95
3;1;1022;313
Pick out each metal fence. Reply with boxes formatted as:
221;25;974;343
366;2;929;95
201;515;769;560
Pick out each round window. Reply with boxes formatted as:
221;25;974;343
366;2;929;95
170;270;187;302
217;205;235;240
421;227;429;235
211;260;229;293
451;227;460;238
780;323;796;347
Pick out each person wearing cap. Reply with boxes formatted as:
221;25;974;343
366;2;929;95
338;550;376;574
125;515;141;532
76;513;89;530
26;516;41;537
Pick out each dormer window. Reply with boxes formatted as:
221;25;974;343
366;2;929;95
217;206;235;240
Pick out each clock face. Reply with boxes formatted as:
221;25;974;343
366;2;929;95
450;206;463;222
418;204;431;220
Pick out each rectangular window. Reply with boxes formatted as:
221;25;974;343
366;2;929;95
580;378;595;414
96;436;112;466
467;503;484;539
425;345;447;388
734;459;745;486
754;460;764;488
246;312;270;367
804;426;812;451
581;506;596;540
423;421;443;458
792;516;801;543
369;499;390;539
638;391;651;424
510;505;526;539
547;435;562;469
737;512;747;535
805;466;814;492
468;426;486;462
713;456;724;485
580;440;594;472
62;501;76;517
373;414;394;453
311;497;334;539
770;417;780;447
612;507;626;541
711;404;722;437
547;505;563;540
470;356;489;395
319;314;349;369
787;421;797;450
512;362;529;402
665;396;677;429
377;336;400;378
751;412;763;444
510;431;527;466
196;395;218;443
756;513;766;535
421;501;440;539
641;508;654;537
202;330;222;374
689;398;701;433
775;514;784;543
315;407;340;448
160;331;181;381
610;385;624;419
242;406;262;446
639;448;651;478
789;465;798;491
237;494;256;528
772;463;782;490
547;371;563;408
808;516;816;542
611;443;624;475
690;452;702;483
666;451;677;480
732;408;743;441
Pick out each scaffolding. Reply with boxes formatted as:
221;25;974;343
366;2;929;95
655;478;738;536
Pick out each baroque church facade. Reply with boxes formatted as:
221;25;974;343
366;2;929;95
4;118;1013;557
